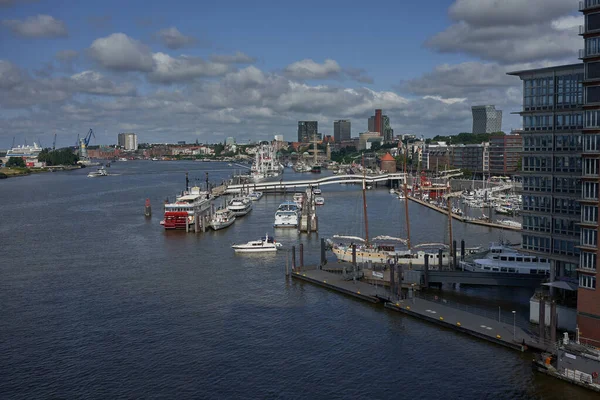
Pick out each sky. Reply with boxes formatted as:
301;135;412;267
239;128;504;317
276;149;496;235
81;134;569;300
0;0;582;148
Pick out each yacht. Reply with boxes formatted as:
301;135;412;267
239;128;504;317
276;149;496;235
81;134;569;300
397;191;406;200
210;208;236;230
87;167;108;177
314;196;325;206
162;186;213;230
228;196;253;217
497;219;522;229
313;188;322;195
459;243;550;274
232;235;282;252
274;201;300;228
249;191;263;201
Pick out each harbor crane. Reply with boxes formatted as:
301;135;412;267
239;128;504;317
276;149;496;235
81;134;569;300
76;129;95;159
52;133;57;151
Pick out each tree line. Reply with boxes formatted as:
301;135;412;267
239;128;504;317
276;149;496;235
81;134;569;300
37;148;79;166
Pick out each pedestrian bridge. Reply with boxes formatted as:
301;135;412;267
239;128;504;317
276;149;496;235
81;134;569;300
225;173;407;193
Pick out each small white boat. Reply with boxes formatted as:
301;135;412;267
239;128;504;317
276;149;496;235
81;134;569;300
232;234;282;252
314;196;325;206
118;157;128;162
249;192;263;201
497;219;522;229
87;167;108;177
397;192;406;200
313;188;322;195
228;197;253;216
228;163;233;166
389;188;396;194
210;208;236;230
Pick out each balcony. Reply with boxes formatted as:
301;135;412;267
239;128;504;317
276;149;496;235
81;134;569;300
580;25;586;35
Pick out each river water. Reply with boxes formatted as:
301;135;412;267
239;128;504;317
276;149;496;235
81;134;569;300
0;161;595;399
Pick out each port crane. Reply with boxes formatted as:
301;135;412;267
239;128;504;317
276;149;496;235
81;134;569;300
76;129;95;159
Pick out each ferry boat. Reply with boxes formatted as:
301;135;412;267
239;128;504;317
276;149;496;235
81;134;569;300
87;167;108;177
228;196;253;216
162;186;213;229
274;201;300;228
310;165;322;173
459;243;550;274
250;143;282;182
232;235;282;253
210;208;236;230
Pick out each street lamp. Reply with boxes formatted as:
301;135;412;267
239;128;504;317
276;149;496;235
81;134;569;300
512;310;516;340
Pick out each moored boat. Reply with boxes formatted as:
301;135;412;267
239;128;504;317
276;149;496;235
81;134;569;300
249;191;263;201
459;243;549;274
228;196;253;216
314;196;325;206
210;208;236;230
162;185;213;230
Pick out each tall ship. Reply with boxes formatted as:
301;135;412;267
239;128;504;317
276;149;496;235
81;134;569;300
250;143;283;182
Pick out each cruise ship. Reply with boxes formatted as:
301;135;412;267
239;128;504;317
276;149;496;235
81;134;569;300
6;142;43;159
250;143;283;182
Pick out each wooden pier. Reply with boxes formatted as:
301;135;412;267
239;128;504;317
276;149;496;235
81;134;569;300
408;196;521;231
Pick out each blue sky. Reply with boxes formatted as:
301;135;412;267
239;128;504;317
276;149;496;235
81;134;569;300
0;0;581;147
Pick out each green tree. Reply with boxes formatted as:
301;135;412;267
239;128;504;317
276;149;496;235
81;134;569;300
6;157;25;168
38;148;79;166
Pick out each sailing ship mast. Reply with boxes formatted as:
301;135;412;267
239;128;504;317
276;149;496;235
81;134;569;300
362;154;369;245
402;141;411;251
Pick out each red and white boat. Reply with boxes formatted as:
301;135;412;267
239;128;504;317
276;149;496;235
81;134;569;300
162;186;213;230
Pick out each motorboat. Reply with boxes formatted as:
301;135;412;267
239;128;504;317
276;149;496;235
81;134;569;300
497;219;522;229
232;234;282;252
249;192;263;201
228;196;253;216
397;191;406;200
292;193;304;209
389;188;396;194
87;167;108;177
459;243;549;274
314;196;325;206
274;201;299;228
210;208;236;230
313;188;322;195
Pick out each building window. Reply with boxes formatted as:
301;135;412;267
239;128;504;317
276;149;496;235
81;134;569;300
586;86;600;103
588;61;600;80
523;215;551;232
522;235;551;253
582;228;598;247
523;195;552;213
553;198;581;216
555;114;583;130
584;134;600;152
584;158;599;176
582;205;599;224
553;218;578;236
583;181;599;200
553;239;578;257
554;177;581;194
588;12;600;32
581;251;597;271
579;274;596;290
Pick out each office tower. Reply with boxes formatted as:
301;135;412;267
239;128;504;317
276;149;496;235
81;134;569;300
333;120;351;142
298;121;318;143
472;105;503;134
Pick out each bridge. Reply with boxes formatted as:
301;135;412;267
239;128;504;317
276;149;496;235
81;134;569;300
225;173;407;193
426;270;545;288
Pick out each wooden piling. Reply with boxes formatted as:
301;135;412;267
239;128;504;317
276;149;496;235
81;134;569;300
299;243;304;267
291;246;296;271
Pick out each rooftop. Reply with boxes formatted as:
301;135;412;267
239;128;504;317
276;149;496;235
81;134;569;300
380;153;395;162
507;63;583;76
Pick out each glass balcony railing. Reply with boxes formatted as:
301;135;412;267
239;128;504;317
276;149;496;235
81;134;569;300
581;0;600;11
580;49;586;59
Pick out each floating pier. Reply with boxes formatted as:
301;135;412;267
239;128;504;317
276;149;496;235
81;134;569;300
408;196;521;231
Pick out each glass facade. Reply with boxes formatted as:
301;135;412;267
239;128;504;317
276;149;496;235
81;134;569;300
509;64;583;278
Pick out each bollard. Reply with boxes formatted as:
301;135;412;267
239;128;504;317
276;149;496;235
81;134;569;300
320;238;327;267
291;246;296;271
438;248;443;270
390;264;395;300
461;240;465;261
424;255;429;288
299;243;304;268
452;240;457;269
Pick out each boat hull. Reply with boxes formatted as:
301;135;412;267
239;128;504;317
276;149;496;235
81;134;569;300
210;218;235;230
232;246;278;253
331;247;451;266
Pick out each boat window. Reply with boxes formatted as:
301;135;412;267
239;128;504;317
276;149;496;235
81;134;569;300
500;256;507;261
508;268;516;273
500;267;508;272
516;258;522;262
508;257;515;262
540;259;546;263
524;258;530;263
492;256;499;260
492;268;499;271
530;270;537;274
484;267;490;270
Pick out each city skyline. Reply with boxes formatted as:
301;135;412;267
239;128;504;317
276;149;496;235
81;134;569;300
0;0;581;148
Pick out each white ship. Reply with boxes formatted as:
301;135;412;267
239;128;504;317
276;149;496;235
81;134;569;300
274;201;299;228
6;142;42;158
162;186;213;229
87;167;108;177
250;143;282;182
210;208;236;230
232;234;282;253
459;243;550;274
228;196;253;216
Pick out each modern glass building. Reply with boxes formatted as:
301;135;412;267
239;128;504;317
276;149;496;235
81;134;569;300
471;105;502;134
297;121;318;143
508;64;584;293
333;120;351;142
489;133;522;176
578;0;600;343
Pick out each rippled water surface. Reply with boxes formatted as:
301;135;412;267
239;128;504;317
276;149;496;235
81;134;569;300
0;161;595;399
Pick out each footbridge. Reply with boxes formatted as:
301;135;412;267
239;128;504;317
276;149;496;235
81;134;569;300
225;173;407;193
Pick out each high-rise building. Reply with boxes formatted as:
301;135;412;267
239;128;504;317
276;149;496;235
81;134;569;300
367;110;393;142
298;121;318;143
489;133;522;175
578;1;600;343
118;133;138;151
273;135;284;142
508;64;583;331
450;143;489;173
472;105;503;134
333;120;351;142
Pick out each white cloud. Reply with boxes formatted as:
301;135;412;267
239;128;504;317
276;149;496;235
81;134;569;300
156;27;196;49
449;0;576;26
283;59;342;80
148;53;230;84
2;14;68;38
55;50;78;62
210;51;256;64
70;71;136;96
89;33;154;72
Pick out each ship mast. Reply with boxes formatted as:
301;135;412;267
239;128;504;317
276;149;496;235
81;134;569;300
362;154;369;245
313;133;318;166
402;140;411;252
